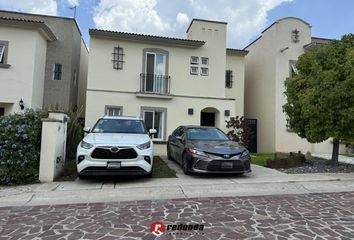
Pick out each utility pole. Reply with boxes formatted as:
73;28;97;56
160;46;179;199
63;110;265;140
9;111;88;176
69;6;77;19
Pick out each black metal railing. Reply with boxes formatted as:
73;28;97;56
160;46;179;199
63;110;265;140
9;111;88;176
140;73;171;94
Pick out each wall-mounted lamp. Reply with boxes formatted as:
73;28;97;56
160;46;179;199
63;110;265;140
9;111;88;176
224;110;230;117
19;99;24;110
188;108;194;115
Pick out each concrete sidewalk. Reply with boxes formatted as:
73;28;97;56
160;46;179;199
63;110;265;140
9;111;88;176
1;161;354;207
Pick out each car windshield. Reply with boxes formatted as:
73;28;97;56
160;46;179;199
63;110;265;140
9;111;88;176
186;128;229;141
92;119;147;134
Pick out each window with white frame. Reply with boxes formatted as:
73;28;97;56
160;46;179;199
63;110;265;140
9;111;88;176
190;56;199;64
142;108;165;140
190;66;198;75
53;64;62;80
0;45;4;63
201;57;209;65
105;106;122;116
290;61;298;78
200;67;209;76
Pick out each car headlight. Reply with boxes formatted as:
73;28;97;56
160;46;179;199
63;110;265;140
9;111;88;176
189;148;208;157
241;149;250;158
80;140;94;149
137;141;151;150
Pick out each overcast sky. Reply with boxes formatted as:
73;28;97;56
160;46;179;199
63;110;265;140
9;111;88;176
0;0;353;49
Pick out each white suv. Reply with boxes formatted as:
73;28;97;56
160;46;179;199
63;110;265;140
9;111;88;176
76;116;156;178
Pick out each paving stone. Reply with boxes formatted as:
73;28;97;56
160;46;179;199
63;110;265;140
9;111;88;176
0;192;354;239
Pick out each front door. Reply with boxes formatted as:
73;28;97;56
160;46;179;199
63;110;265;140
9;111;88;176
200;112;215;126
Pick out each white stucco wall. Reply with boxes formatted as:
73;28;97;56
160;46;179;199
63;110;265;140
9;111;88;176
87;38;228;99
225;54;246;116
78;39;89;116
245;25;277;152
0;26;47;113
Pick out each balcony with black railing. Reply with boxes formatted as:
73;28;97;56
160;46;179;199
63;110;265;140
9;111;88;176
139;73;171;95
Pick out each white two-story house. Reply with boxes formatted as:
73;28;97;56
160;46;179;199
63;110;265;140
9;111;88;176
244;17;346;154
85;19;248;154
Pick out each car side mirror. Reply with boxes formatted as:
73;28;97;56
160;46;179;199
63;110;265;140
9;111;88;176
83;127;91;134
149;129;157;136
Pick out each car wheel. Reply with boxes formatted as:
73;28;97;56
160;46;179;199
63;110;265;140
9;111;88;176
182;153;191;175
167;144;172;160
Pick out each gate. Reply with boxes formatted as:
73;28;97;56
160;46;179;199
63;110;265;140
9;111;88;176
244;118;257;153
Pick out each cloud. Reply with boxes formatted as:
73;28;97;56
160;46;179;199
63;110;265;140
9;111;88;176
93;0;171;35
0;0;57;15
176;12;189;28
93;0;293;48
67;0;79;7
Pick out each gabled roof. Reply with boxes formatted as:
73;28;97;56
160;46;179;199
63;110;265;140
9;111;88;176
0;16;57;41
89;29;205;48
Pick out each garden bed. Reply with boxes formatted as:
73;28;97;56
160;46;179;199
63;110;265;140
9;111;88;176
278;157;354;174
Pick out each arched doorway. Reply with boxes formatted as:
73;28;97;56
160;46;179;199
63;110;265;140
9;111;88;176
200;107;219;127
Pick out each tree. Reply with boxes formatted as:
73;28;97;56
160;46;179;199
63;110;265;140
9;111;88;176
283;34;354;165
225;116;253;148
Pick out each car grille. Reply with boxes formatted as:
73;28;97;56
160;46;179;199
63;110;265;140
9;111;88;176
207;160;245;172
205;152;242;159
91;147;138;159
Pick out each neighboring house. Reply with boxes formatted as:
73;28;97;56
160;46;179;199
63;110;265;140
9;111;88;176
244;17;345;154
86;19;247;154
0;10;88;116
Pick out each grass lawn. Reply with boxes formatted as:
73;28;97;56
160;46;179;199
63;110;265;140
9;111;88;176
56;156;177;181
152;156;177;178
250;153;276;166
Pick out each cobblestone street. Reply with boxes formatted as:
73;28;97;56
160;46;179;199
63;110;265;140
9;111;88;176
1;192;354;239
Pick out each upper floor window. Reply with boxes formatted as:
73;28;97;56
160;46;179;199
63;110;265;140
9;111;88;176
190;56;199;64
225;70;233;88
0;45;5;63
200;67;209;76
0;40;9;67
190;66;198;75
142;48;169;94
53;64;62;80
290;61;298;78
113;46;124;69
201;57;209;65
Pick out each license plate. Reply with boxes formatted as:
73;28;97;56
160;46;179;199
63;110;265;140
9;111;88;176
221;162;233;169
107;162;121;169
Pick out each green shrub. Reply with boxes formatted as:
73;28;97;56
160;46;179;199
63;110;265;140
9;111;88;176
65;111;84;160
0;109;48;185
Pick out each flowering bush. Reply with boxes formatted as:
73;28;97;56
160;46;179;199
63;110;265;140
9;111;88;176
0;109;47;185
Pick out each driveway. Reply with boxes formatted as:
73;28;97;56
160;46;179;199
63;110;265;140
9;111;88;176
1;192;354;239
2;156;354;207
